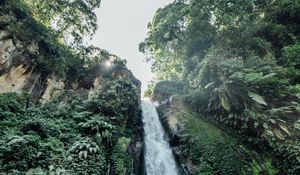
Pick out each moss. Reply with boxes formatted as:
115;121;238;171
175;108;244;174
170;105;280;174
179;109;233;144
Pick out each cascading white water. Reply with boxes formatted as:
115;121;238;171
142;99;178;175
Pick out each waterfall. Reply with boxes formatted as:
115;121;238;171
142;99;179;175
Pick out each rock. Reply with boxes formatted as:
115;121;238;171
167;114;179;134
87;77;103;100
172;146;182;156
0;64;32;93
40;76;65;103
134;141;143;160
27;41;39;55
152;81;184;103
0;39;16;70
132;141;144;175
186;159;198;174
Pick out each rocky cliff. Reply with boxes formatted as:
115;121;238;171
0;5;143;174
0;22;140;102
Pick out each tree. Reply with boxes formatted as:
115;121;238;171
23;0;101;45
142;1;300;173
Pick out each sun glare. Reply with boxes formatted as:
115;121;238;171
105;60;113;67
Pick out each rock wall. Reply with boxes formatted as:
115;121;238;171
0;28;45;100
0;27;140;102
0;9;143;175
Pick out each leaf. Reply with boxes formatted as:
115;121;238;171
204;82;215;89
8;136;26;145
269;119;276;124
294;121;300;131
248;92;267;106
273;129;286;140
220;95;231;112
254;122;259;128
278;124;291;136
37;152;42;157
49;165;54;171
261;73;277;80
79;151;84;159
263;123;269;129
26;167;45;175
263;130;274;137
244;72;263;83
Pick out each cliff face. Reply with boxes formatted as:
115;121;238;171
0;11;143;175
0;25;140;101
0;30;40;94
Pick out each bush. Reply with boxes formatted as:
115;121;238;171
0;84;140;174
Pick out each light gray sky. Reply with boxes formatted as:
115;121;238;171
91;0;173;93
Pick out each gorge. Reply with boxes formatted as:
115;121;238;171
0;0;300;175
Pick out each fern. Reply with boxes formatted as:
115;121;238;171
78;115;115;138
248;92;268;106
69;139;100;159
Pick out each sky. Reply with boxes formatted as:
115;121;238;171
91;0;173;93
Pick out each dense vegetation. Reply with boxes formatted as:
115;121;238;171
0;0;142;174
142;0;300;174
0;79;140;174
158;100;278;174
0;0;123;80
1;0;101;45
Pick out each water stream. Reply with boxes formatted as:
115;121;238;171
142;99;179;175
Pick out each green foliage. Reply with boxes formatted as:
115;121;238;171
180;111;244;174
86;79;140;124
144;0;300;173
0;0;120;79
78;115;115;136
69;139;101;159
0;93;30;120
0;85;140;174
275;140;300;174
21;0;101;44
0;134;64;172
143;80;156;97
248;92;267;106
139;1;188;80
283;44;300;67
111;137;132;174
0;0;141;174
78;115;116;148
173;107;277;175
66;140;106;175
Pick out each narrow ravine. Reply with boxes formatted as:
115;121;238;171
142;99;179;175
